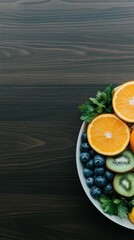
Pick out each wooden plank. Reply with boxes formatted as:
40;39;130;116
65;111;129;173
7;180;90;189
0;1;134;84
0;1;133;239
0;84;113;121
0;84;132;239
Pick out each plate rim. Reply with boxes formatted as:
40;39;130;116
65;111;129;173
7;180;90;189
76;121;134;230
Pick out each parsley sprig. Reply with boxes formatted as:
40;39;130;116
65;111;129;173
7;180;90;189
79;84;114;122
99;194;134;219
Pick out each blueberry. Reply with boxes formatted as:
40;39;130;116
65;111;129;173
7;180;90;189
83;168;94;178
94;154;105;167
94;176;107;188
86;177;94;188
81;132;87;142
80;142;90;152
80;152;90;163
104;170;114;181
90;186;101;199
93;175;97;180
103;184;113;195
94;167;105;176
89;149;96;158
86;159;94;169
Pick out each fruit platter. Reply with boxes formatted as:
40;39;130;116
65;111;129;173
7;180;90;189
76;81;134;230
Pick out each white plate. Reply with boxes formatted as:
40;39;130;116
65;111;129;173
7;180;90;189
76;121;134;230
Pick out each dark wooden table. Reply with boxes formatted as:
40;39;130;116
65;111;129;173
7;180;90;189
0;1;134;239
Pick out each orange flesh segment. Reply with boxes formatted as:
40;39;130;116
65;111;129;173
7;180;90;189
87;114;130;156
130;129;134;153
113;81;134;122
128;207;134;224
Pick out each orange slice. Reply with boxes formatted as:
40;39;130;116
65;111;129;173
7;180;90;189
112;81;134;122
130;128;134;153
128;207;134;224
87;114;130;156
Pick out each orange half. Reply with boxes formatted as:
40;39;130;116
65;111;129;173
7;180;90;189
87;114;130;156
112;81;134;122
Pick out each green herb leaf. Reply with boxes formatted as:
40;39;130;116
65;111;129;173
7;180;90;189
96;91;107;105
99;194;128;219
90;97;105;108
117;202;128;219
128;197;134;206
99;195;117;215
79;84;114;122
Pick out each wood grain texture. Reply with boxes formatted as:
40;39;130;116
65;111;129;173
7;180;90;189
0;85;132;239
0;0;134;84
0;0;134;239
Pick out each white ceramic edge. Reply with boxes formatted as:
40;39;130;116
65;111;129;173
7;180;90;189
76;121;134;230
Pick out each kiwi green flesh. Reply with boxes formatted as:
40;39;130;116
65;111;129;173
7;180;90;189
113;173;134;197
106;150;134;173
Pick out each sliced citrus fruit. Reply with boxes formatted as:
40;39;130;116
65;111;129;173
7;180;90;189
130;128;134;153
87;114;130;156
128;207;134;224
112;81;134;122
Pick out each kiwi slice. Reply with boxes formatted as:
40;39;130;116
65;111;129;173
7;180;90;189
113;173;134;197
106;150;134;173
